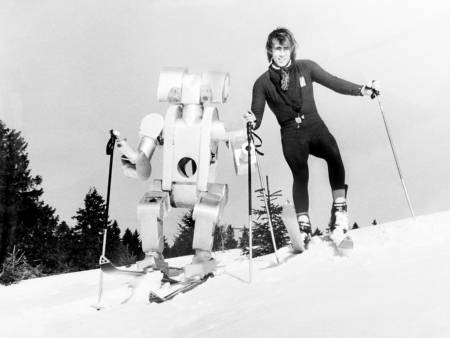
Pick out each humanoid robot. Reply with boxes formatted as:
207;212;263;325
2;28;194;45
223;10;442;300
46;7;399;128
115;68;254;278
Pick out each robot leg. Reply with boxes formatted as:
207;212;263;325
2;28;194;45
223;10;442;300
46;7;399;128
192;184;228;254
183;184;227;279
136;184;170;269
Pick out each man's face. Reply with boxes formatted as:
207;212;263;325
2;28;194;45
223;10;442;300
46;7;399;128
271;39;292;67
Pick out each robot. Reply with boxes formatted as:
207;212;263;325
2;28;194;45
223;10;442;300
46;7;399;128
115;68;254;278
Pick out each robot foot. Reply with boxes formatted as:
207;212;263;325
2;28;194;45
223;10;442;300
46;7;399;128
137;252;167;271
184;249;217;280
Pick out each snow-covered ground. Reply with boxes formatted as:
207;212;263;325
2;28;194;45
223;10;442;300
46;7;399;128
2;211;450;338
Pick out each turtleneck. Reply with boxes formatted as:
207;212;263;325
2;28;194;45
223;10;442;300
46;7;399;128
268;60;303;112
270;59;292;70
270;59;293;91
251;59;364;130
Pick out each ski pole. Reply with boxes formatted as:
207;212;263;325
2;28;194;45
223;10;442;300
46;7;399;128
95;129;118;308
254;154;280;265
376;95;415;218
246;122;253;283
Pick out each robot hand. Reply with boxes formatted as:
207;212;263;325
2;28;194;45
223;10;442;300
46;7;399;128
120;154;138;179
115;114;164;181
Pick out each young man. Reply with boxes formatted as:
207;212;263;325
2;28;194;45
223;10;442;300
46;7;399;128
244;27;379;247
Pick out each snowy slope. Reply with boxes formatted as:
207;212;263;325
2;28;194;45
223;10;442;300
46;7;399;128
1;211;450;338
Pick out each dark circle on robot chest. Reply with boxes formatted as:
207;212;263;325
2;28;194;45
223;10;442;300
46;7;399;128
177;157;197;178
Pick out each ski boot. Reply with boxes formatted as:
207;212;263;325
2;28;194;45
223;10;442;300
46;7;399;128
328;197;353;250
184;249;217;280
297;214;312;249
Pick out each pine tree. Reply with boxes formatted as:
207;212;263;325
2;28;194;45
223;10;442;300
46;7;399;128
0;120;36;265
171;209;195;257
224;225;238;249
0;247;43;285
0;121;22;265
122;228;134;254
54;221;74;272
0;121;60;272
71;187;128;270
213;224;238;252
238;226;249;255
106;220;133;266
132;230;144;260
162;236;173;258
250;185;289;257
372;219;378;226
15;200;60;272
212;225;225;252
71;188;105;270
121;228;145;261
352;222;360;230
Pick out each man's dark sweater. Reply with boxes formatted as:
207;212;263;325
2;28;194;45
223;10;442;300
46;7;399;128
251;59;363;130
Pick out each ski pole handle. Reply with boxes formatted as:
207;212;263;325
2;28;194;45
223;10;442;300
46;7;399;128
371;89;380;100
370;80;380;99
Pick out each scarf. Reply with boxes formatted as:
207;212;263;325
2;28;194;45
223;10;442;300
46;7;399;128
268;61;303;115
271;60;291;91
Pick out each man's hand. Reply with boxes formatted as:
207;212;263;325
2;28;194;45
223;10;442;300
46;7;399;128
361;80;381;99
243;111;256;128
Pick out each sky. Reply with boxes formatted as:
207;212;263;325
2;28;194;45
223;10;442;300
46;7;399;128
1;0;450;242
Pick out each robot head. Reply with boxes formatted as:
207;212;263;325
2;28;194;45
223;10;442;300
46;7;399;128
157;68;230;105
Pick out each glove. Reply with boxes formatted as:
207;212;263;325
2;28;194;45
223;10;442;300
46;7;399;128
361;80;380;99
243;111;256;129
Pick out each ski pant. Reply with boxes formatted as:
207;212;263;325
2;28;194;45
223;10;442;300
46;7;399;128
280;122;346;214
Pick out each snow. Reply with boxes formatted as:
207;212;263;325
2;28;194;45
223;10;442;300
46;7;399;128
2;211;450;338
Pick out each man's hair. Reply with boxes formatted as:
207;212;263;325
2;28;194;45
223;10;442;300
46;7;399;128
265;27;297;62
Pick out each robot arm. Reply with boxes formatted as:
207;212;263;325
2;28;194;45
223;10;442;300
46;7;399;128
116;113;164;180
209;122;256;176
117;139;139;179
228;128;256;176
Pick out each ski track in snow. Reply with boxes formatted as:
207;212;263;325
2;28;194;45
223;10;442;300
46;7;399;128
1;211;450;338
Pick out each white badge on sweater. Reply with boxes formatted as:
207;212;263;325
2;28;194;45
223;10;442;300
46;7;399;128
299;76;306;87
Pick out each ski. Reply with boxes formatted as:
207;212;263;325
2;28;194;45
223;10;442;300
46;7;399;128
100;259;146;276
99;255;183;277
281;201;306;253
149;273;214;304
